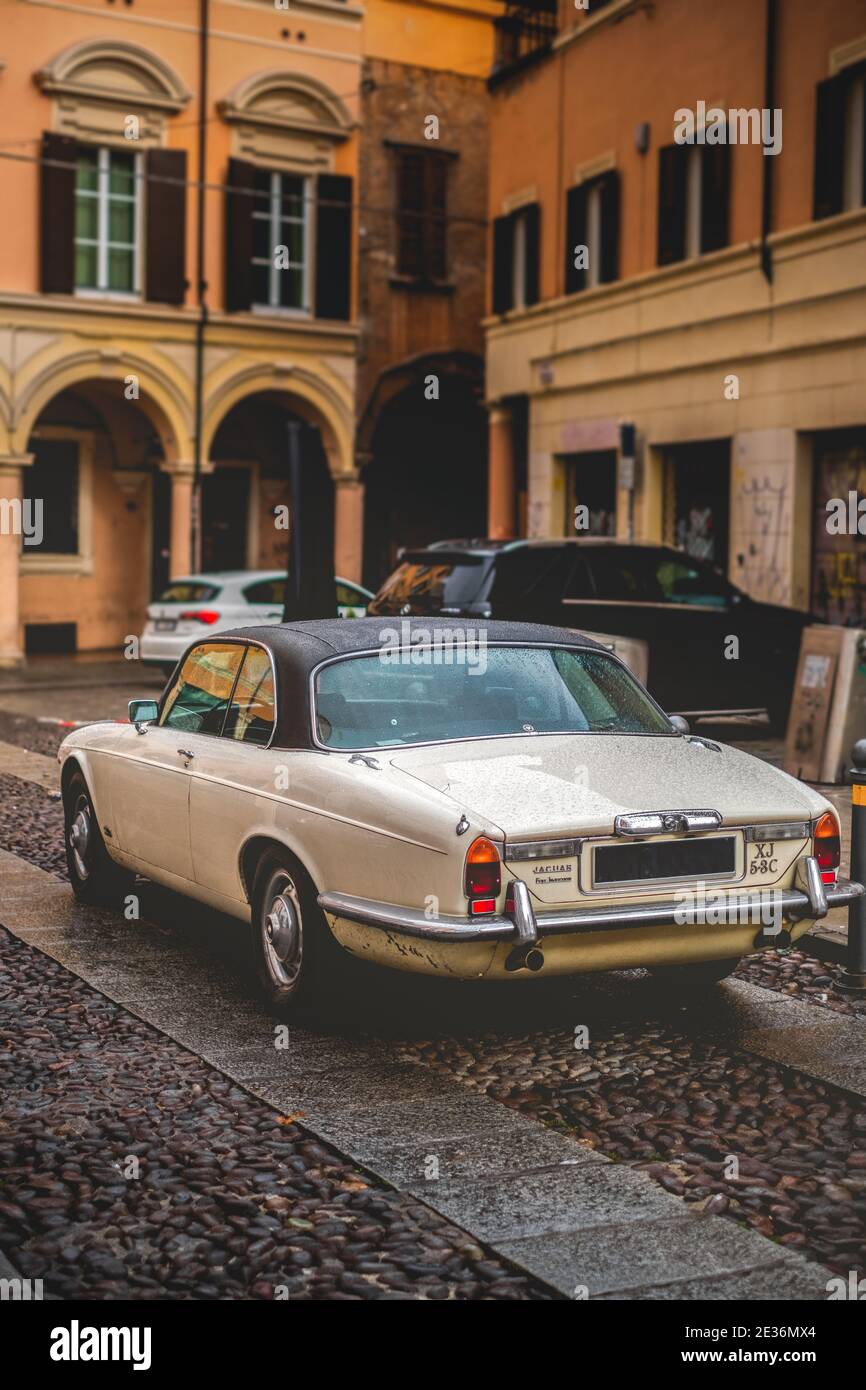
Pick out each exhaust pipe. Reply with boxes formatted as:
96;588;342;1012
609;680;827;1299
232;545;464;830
505;945;545;973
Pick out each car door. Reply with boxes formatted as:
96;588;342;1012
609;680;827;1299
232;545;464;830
188;643;279;902
109;641;246;881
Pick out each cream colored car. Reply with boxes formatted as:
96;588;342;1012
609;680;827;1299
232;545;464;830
59;618;863;1013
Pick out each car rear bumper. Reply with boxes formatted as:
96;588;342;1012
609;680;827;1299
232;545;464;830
319;861;865;947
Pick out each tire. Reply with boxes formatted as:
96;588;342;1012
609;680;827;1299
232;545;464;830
250;849;348;1014
63;769;134;905
650;958;739;990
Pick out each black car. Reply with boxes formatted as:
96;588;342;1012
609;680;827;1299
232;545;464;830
368;539;812;730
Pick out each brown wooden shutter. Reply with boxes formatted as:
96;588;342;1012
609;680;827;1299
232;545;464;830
315;173;352;321
657;143;687;265
145;148;187;305
523;201;540;306
426;153;448;280
564;183;587;294
597;169;620;282
396;151;424;277
813;74;847;219
700;143;730;253
492;213;514;314
40;132;76;295
225;157;256;312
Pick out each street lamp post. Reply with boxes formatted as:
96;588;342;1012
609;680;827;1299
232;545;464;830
840;739;866;992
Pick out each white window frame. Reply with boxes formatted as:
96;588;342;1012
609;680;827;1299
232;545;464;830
74;146;142;301
251;170;312;316
19;427;95;577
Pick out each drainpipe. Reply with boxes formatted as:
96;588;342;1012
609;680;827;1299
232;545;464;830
192;0;209;570
760;0;777;284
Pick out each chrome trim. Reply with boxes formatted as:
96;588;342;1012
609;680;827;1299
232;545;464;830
614;809;722;837
510;880;539;946
744;821;810;843
318;871;865;944
795;855;829;919
308;642;677;754
505;837;580;861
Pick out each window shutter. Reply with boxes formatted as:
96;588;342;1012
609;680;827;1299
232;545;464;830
597;169;620;283
813;74;847;219
145;148;187;305
657;143;687;265
315;173;352;321
492;213;514;314
225;157;256;313
40;132;76;295
700;143;730;253
396;151;424;278
523;201;540;306
564;183;588;294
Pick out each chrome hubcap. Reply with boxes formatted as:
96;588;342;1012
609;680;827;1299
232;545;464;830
264;876;302;987
69;799;92;880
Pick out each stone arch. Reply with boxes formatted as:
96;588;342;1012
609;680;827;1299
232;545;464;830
12;347;193;463
202;363;354;478
218;69;354;142
36;38;191;113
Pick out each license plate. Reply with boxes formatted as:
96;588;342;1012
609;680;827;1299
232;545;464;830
594;836;736;887
154;619;176;632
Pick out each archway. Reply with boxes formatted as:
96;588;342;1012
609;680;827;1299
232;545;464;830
361;355;487;588
207;391;334;576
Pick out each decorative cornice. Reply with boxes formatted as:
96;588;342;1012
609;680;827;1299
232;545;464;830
36;38;191;112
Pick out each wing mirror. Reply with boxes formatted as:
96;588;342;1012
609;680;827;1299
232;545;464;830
129;699;159;731
669;714;690;735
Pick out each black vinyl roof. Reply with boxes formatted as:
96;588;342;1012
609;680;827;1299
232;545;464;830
214;617;607;749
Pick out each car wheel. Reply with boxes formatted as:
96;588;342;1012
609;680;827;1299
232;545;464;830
64;769;134;905
251;850;347;1014
650;958;739;990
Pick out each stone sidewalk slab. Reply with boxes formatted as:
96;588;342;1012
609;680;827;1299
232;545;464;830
0;740;58;790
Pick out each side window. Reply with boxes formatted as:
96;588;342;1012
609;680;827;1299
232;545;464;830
243;578;285;605
561;553;594;600
489;548;571;609
160;643;245;735
586;551;660;602
655;558;731;608
222;647;276;746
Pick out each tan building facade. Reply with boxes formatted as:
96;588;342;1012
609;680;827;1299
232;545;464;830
0;0;361;663
485;0;866;626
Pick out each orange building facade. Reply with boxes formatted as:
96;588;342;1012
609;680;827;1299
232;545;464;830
485;0;866;625
0;0;362;662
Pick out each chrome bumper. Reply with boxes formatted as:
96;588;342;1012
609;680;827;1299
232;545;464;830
318;858;865;948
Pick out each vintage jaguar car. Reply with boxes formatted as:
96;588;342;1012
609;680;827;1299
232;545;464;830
58;618;863;1012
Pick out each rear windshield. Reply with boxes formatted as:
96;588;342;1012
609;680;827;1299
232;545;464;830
157;582;221;604
314;645;672;749
369;555;486;612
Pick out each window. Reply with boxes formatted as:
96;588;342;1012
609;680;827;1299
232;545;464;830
223;646;276;746
564;171;619;293
160;643;245;735
243;577;286;605
585;550;659;602
251;170;310;311
814;62;866;218
22;440;79;554
394;148;448;281
75;147;140;294
654;559;732;609
314;646;671;750
157;581;221;604
492;202;540;313
657;143;730;265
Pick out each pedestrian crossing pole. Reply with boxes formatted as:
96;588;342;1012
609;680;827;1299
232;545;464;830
841;739;866;992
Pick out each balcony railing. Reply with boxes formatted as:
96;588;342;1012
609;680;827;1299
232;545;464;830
489;0;558;87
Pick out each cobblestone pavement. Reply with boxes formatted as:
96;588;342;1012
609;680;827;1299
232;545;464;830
0;927;545;1301
1;704;864;1298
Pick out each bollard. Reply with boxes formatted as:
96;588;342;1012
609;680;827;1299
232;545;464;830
840;739;866;992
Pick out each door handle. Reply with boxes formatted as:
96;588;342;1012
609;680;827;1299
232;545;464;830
177;748;195;760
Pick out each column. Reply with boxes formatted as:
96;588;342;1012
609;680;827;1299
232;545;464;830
487;404;515;540
163;464;196;580
0;453;34;668
333;473;365;584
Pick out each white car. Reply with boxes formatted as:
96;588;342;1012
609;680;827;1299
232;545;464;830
140;571;372;674
59;618;863;1015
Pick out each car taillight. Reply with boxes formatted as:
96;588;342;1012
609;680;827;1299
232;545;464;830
813;812;840;884
464;836;501;915
179;610;220;624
